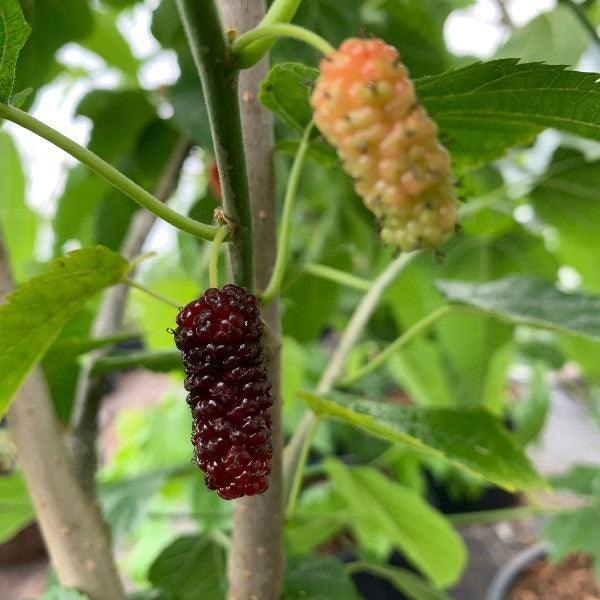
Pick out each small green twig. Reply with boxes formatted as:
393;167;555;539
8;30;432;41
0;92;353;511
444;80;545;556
283;251;419;512
232;23;335;59
261;121;313;303
123;276;181;309
176;0;254;289
286;416;319;517
0;104;219;241
341;304;453;387
234;0;303;68
209;225;230;288
300;262;372;292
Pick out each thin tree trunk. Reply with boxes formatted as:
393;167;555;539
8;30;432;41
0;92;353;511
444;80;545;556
0;233;125;600
218;2;284;599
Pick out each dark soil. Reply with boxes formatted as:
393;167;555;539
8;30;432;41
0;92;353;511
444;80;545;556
508;554;600;600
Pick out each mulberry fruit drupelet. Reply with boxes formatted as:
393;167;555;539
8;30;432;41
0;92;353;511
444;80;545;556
311;38;458;251
173;285;272;500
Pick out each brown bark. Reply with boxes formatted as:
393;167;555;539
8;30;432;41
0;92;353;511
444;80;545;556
0;233;125;600
217;2;284;599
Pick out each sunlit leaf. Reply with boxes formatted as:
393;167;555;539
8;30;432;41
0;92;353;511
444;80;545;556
0;247;129;416
300;392;541;490
437;276;600;342
0;0;29;102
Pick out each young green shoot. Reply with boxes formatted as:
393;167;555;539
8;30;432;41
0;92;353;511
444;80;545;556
0;104;220;241
232;23;335;60
261;121;313;304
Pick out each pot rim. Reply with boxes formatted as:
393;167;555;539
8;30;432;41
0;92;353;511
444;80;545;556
486;542;547;600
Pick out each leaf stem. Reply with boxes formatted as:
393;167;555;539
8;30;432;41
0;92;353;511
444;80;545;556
234;0;304;68
261;121;313;303
0;103;219;241
123;276;181;309
283;251;420;510
300;262;372;291
176;0;254;289
209;225;230;288
341;304;453;387
232;23;335;59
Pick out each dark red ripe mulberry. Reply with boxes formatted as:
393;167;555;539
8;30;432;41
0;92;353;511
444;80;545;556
174;285;272;500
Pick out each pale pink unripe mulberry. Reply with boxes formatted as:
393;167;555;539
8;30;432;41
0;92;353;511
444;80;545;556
311;38;458;251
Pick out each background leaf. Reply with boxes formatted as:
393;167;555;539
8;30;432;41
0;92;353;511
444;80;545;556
437;276;600;342
0;472;34;543
350;563;453;600
0;0;30;102
40;588;89;600
282;554;362;600
0;130;37;279
259;63;317;133
148;535;227;600
0;246;129;416
529;147;600;291
15;0;93;99
495;5;587;65
325;460;466;587
301;392;541;490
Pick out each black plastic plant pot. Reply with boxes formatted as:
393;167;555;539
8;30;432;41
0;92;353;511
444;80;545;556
486;543;547;600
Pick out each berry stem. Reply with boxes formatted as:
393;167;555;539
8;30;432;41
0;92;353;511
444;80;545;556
284;251;420;511
176;0;254;289
0;103;219;241
300;262;372;291
260;121;313;304
123;276;181;309
232;23;335;59
340;304;453;387
209;225;230;288
233;0;304;69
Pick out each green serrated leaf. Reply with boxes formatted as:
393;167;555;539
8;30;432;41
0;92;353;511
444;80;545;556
437;276;600;342
0;0;30;103
299;392;542;490
283;554;362;600
0;246;129;416
417;60;600;167
325;461;466;587
0;471;34;543
148;535;226;600
259;62;318;133
263;59;600;168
